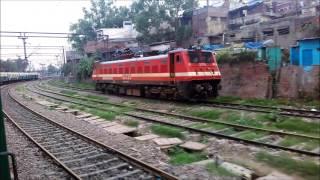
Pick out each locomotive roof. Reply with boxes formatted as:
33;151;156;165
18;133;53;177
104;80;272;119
100;49;213;64
100;54;168;64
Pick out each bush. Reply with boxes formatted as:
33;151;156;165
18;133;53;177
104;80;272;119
216;51;256;63
76;57;94;80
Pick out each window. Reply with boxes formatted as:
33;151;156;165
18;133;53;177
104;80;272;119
278;27;290;35
176;55;181;63
188;51;213;63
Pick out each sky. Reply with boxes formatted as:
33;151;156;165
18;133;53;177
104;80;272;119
0;0;236;70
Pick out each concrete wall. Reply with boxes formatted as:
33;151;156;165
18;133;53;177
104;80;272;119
219;61;272;98
276;65;320;99
218;62;320;99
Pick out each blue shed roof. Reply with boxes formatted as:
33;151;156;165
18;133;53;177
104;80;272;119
297;37;320;42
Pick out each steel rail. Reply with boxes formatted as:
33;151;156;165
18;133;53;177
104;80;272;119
27;85;320;157
5;86;178;180
33;84;320;140
47;80;320;119
200;101;320;119
3;111;82;180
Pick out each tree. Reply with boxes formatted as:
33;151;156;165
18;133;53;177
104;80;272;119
76;57;94;80
69;0;131;52
131;0;197;44
47;64;58;74
0;58;28;72
61;63;73;76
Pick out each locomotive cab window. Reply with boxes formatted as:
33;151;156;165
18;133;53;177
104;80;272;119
188;51;213;63
176;55;181;63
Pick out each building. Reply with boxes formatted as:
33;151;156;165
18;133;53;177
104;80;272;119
290;37;320;68
65;51;83;76
224;0;320;48
192;1;229;44
84;21;139;60
228;0;279;31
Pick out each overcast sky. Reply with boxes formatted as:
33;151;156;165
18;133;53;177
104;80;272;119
0;0;229;70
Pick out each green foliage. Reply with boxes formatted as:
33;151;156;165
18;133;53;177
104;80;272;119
60;90;78;96
168;147;207;165
47;64;58;74
88;109;116;120
76;57;94;80
216;51;257;63
190;110;223;120
212;96;242;103
256;151;320;180
61;63;72;76
151;124;184;138
69;0;131;51
0;58;28;72
216;51;235;63
274;117;320;136
123;120;139;127
175;24;192;46
206;163;236;177
85;94;107;101
237;131;266;140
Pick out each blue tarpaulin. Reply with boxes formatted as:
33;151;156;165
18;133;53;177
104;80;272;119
202;44;224;51
244;42;263;49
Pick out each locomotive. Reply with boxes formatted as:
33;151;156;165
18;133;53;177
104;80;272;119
92;49;221;100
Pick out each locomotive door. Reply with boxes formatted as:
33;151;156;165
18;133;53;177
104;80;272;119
169;53;175;78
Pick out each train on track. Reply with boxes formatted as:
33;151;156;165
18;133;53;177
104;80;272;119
0;72;39;85
92;49;221;100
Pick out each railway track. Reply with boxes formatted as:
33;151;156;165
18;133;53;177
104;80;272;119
48;80;320;119
26;83;320;157
2;85;178;180
200;101;320;119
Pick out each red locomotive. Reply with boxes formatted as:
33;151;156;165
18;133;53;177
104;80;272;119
92;49;221;99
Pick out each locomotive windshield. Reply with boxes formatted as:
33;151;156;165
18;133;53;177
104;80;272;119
188;51;213;63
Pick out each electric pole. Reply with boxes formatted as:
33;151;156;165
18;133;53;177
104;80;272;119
18;33;28;71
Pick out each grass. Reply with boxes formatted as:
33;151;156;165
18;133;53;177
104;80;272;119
212;96;320;109
123;120;139;127
85;94;107;101
87;109;116;120
206;162;236;177
213;96;242;103
151;124;184;139
273;117;320;136
72;81;95;89
190;110;223;120
279;137;320;150
225;113;264;128
278;137;305;147
15;85;25;92
237;131;267;140
60;90;78;96
168;147;207;165
256;151;320;180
